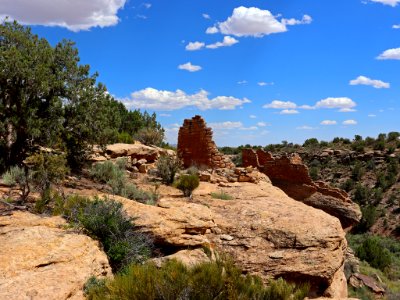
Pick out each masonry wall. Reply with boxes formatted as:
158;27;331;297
177;115;234;169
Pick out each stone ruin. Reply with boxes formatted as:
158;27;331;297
177;115;234;169
242;148;361;229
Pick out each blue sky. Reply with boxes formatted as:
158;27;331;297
1;0;399;146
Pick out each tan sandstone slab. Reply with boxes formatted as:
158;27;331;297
0;211;111;300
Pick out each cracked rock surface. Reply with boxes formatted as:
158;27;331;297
0;211;111;300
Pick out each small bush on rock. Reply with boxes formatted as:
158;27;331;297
2;165;31;201
211;191;233;200
156;155;182;185
134;127;164;146
75;197;153;271
175;174;199;197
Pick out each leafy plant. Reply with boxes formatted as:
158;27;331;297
75;197;153;271
1;165;31;201
134;127;165;146
211;191;233;200
85;257;309;300
175;174;200;197
156;155;182;185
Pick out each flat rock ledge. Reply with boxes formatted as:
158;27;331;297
0;211;111;300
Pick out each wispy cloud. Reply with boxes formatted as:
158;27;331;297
320;120;337;125
206;36;239;49
178;62;202;72
185;41;205;51
343;120;357;125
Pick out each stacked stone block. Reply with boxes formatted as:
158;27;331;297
177;115;234;169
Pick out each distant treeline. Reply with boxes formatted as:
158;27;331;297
219;132;400;155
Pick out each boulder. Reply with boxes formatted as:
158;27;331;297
0;211;111;300
105;143;160;162
242;149;361;229
110;179;348;298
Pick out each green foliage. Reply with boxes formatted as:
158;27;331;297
75;197;152;271
353;184;369;204
356;236;392;271
175;174;200;197
134;127;165;146
117;132;134;144
210;191;233;200
86;258;309;300
373;140;385;151
90;161;157;204
156;155;182;185
341;178;354;192
351;141;365;153
387;132;400;142
352;205;377;233
309;166;319;181
0;20;163;172
303;138;319;148
26;153;69;194
1;165;31;200
352;161;365;181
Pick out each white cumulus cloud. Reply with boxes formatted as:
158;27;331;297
211;6;311;37
178;62;202;72
315;97;357;111
206;36;239;49
206;26;219;34
122;88;251;111
249;115;257;119
349;75;390;89
393;24;400;29
370;0;400;7
185;41;205;51
343;120;357;125
0;0;126;31
377;48;400;60
202;13;210;19
257;122;269;127
320;120;337;125
263;100;297;109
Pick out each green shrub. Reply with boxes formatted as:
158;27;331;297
90;161;156;203
90;161;124;184
53;194;90;219
341;178;354;192
117;132;134;144
86;258;309;300
353;184;369;204
26;153;69;193
309;166;319;181
134;127;164;146
76;197;152;271
175;174;200;197
356;236;392;271
352;205;378;233
2;165;31;201
119;183;158;205
352;161;364;181
156;155;182;185
211;191;233;200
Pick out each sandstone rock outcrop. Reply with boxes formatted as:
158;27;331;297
242;149;361;229
110;180;348;298
177;115;234;169
0;211;111;300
